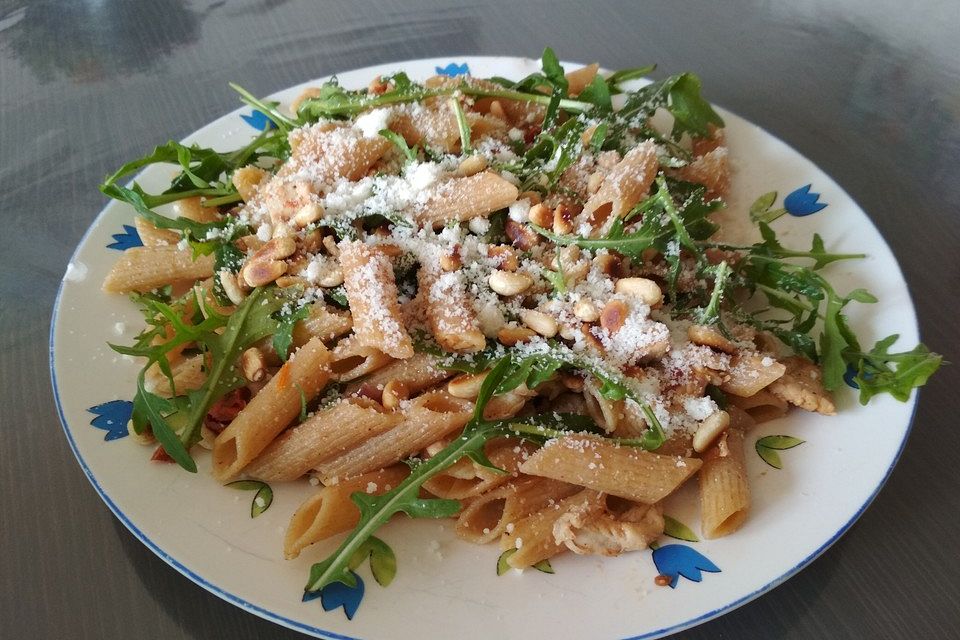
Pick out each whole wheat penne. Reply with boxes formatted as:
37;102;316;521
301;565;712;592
582;140;658;232
519;435;702;504
212;337;331;482
284;466;409;559
103;246;214;293
728;389;789;424
134;216;180;247
423;439;536;500
329;336;395;381
244;397;402;482
291;303;353;347
315;391;472;484
499;489;604;569
455;476;580;544
344;352;451;397
338;240;414;359
414;172;519;228
699;427;750;538
720;352;787;397
419;267;486;353
565;63;599;96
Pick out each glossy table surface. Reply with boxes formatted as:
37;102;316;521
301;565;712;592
2;1;958;638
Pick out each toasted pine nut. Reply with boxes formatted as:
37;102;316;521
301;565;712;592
488;270;533;296
322;235;340;256
276;275;308;288
521;309;558;338
294;202;324;227
497;326;537;346
241;347;266;382
600;299;629;334
528;203;553;227
219;270;247;305
489;100;506;120
242;260;287;287
317;266;344;288
552;204;574;234
594;253;622;277
505;219;539;251
257;236;297;260
693;410;731;453
457;155;488;177
573;299;600;322
447;372;489;399
688;324;737;354
615;277;663;307
487;245;519;271
440;245;462;271
381;380;409;410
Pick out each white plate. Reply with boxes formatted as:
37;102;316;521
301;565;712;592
51;56;920;640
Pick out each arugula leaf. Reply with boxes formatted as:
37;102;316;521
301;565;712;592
848;335;944;404
605;64;656;92
110;287;288;471
378;129;417;163
450;97;472;155
273;302;311;362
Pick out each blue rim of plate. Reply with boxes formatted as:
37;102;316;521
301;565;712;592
48;56;922;640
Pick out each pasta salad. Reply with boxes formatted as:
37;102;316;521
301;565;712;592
99;49;942;597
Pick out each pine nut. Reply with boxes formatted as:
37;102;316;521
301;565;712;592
693;410;731;453
487;245;519;271
322;235;340;256
528;203;553;227
688;324;737;354
294;202;324;227
240;347;266;382
242;259;287;287
489;100;506;120
447;372;489;399
497;326;537;346
552;204;574;234
521;309;558;338
457;155;488;177
488;270;533;296
615;277;663;306
218;270;247;305
600;299;629;334
276;275;308;288
573;299;600;322
594;253;622;277
505;219;539;251
440;245;462;271
258;236;297;260
381;380;409;410
317;266;344;288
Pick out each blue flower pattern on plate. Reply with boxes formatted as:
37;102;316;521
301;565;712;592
107;224;143;251
303;571;365;620
435;62;470;77
652;544;721;588
88;400;133;441
241;110;277;131
784;184;827;216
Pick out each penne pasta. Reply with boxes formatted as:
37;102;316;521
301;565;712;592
284;466;409;559
519;435;702;504
212;337;331;482
499;489;604;569
422;438;536;500
414;172;519;228
582;141;658;232
419;266;486;353
244;397;403;482
291;303;353;346
720;352;787;397
133;216;179;247
338;240;414;359
329;336;395;381
315;391;473;484
103;246;214;293
455;476;580;544
728;389;789;424
699;427;750;539
344;352;452;399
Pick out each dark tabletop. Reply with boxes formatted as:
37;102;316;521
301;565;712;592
2;1;959;638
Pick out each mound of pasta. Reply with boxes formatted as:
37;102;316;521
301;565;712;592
101;50;941;595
